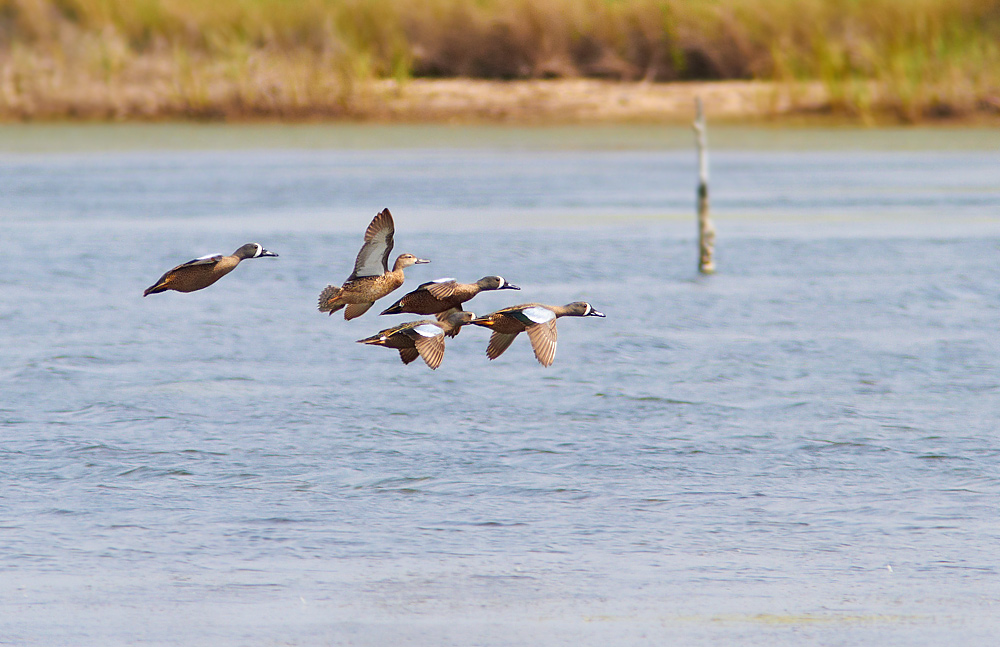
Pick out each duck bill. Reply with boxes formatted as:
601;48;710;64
502;283;521;290
260;249;279;257
414;258;431;264
587;309;606;317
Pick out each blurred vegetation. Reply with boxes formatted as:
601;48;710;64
0;0;998;120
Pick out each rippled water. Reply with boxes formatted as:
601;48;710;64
2;125;1000;646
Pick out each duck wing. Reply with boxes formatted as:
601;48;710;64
525;320;558;367
358;320;419;344
492;303;534;316
398;348;421;365
344;303;374;320
347;208;395;281
174;253;224;270
486;331;520;360
508;305;556;327
421;278;459;299
401;322;446;369
413;335;445;369
378;321;424;338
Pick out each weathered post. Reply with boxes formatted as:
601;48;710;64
693;97;716;274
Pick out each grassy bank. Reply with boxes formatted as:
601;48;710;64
0;0;998;122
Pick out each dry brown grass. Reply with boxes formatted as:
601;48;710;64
0;0;998;122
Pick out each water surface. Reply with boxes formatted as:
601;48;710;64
2;125;999;646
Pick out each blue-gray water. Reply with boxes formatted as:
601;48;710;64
2;125;1000;646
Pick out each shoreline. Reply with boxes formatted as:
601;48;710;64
363;79;829;124
2;78;999;125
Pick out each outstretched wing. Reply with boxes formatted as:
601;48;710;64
344;303;374;320
398;348;420;365
486;331;519;360
525;320;558;367
422;278;458;300
414;334;445;369
401;322;445;370
348;208;395;280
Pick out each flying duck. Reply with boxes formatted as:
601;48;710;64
143;243;278;296
469;302;605;367
318;208;429;320
379;276;520;334
357;310;475;369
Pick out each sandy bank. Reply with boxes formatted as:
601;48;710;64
362;79;830;123
2;74;998;124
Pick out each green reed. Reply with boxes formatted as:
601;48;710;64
0;0;997;120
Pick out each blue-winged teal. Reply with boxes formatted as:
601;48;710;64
469;302;605;367
357;310;474;369
143;243;278;296
318;208;429;320
379;276;519;334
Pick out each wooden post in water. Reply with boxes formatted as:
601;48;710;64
693;97;716;275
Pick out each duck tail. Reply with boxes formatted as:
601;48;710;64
143;282;167;297
356;333;386;346
318;285;344;314
379;300;404;316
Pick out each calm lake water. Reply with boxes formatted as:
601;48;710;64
2;124;1000;646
